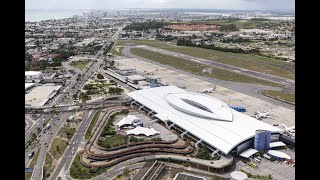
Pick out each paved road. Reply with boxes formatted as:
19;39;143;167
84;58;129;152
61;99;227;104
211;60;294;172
25;116;35;131
94;163;145;180
50;110;97;180
121;46;295;110
31;112;72;180
93;154;232;180
49;27;124;180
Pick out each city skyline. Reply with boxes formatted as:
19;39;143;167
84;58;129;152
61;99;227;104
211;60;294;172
26;0;295;11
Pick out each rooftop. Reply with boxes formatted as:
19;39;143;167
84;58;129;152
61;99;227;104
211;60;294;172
127;86;283;154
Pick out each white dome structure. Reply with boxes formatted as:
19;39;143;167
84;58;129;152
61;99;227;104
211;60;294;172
231;171;248;180
165;92;234;122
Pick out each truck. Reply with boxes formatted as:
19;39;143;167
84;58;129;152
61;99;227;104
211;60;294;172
28;151;35;158
44;123;51;130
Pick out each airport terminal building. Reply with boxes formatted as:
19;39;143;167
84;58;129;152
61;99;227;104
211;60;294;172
127;86;283;156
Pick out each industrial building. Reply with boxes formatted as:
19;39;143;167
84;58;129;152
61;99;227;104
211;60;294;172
127;86;283;156
25;84;62;106
25;71;43;83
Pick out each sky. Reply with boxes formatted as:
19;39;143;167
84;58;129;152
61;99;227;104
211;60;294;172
26;0;295;11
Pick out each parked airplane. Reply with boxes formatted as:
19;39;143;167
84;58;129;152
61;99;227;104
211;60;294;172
252;110;272;120
282;124;295;133
201;85;216;93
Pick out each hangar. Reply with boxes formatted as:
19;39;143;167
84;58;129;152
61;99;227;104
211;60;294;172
127;86;283;155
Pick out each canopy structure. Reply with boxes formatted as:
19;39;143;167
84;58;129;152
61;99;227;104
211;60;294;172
116;115;140;128
231;171;248;180
268;150;291;159
270;141;286;148
239;148;258;158
125;126;159;136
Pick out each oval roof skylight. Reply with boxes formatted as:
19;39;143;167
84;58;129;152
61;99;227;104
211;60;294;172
165;92;234;122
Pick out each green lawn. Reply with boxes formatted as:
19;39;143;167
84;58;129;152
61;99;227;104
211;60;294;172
85;110;101;140
70;61;90;71
261;90;295;104
120;40;294;80
58;124;76;140
44;152;54;178
49;137;69;160
98;134;129;148
25;150;39;180
111;42;124;56
70;153;109;179
131;48;282;87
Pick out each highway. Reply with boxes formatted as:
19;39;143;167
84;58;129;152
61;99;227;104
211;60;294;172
26;26;124;179
25;115;35;131
31;112;72;180
50;110;97;180
121;46;295;110
48;27;124;179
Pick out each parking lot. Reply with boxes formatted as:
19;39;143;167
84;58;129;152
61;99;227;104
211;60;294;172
235;148;295;180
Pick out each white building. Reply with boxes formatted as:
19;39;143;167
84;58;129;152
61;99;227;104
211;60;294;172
128;86;283;155
25;71;43;83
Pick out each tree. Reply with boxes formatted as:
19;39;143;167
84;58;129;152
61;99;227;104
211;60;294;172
97;74;104;79
108;87;124;95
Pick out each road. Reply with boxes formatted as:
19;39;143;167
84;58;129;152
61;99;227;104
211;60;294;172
121;46;295;110
92;154;233;180
25;115;35;131
50;110;97;180
48;27;124;180
31;112;72;180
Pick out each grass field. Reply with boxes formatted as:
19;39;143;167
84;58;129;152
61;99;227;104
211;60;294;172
111;42;124;56
70;61;90;71
130;48;282;87
85;110;101;140
49;137;69;160
99;134;129;148
201;19;281;29
25;150;39;180
120;40;294;80
44;152;54;178
261;90;295;104
70;153;108;179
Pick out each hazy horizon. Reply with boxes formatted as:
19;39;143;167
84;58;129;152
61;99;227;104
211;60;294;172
26;0;295;11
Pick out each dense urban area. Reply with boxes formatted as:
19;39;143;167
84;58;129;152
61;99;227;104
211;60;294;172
25;9;295;180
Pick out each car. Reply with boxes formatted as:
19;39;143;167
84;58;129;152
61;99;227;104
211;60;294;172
71;151;74;154
76;140;78;143
186;159;190;161
73;142;75;145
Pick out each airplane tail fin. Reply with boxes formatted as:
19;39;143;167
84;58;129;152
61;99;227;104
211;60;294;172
282;124;288;130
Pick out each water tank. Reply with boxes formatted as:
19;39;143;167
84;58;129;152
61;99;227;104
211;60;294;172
254;130;267;151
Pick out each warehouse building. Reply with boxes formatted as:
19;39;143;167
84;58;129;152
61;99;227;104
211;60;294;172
127;86;283;156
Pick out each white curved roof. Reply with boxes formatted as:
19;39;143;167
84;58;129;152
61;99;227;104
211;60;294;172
127;86;283;154
268;150;291;159
165;92;233;121
126;126;159;136
116;115;139;127
231;171;248;180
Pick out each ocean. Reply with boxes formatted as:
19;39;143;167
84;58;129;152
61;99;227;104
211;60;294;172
25;9;86;22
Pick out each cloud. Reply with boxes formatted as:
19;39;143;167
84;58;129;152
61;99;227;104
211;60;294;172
26;0;294;11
